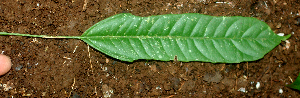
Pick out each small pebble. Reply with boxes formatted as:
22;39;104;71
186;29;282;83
296;17;300;25
277;33;285;36
238;87;246;93
279;88;283;94
276;23;282;28
15;65;23;71
256;82;260;89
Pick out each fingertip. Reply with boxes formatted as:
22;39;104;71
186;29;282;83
0;54;12;76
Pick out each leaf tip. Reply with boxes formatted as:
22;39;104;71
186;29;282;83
281;34;291;41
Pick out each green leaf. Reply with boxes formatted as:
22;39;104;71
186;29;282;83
0;13;291;63
287;73;300;91
80;13;290;62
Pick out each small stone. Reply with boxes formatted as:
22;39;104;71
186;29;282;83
276;23;282;28
283;2;287;5
203;71;222;83
295;17;300;25
279;88;283;94
238;87;247;93
277;33;285;36
256;82;260;89
15;65;23;71
284;40;290;50
42;92;46;96
102;84;114;98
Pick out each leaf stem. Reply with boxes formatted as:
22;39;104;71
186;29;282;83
0;32;81;39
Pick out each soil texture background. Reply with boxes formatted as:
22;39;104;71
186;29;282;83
0;0;300;97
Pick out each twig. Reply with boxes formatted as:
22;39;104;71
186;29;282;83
247;62;248;79
83;0;88;11
288;76;294;83
256;66;270;82
88;45;93;73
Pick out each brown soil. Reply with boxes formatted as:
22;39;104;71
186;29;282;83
0;0;300;97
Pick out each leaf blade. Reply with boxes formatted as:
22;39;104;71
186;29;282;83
287;73;300;91
81;13;290;62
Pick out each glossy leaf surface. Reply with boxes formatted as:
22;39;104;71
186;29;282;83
81;13;290;62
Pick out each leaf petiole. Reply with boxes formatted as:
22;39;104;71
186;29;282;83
0;32;81;39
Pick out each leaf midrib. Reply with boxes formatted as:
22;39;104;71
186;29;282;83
80;35;269;40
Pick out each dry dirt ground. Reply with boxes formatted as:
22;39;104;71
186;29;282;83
0;0;300;97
